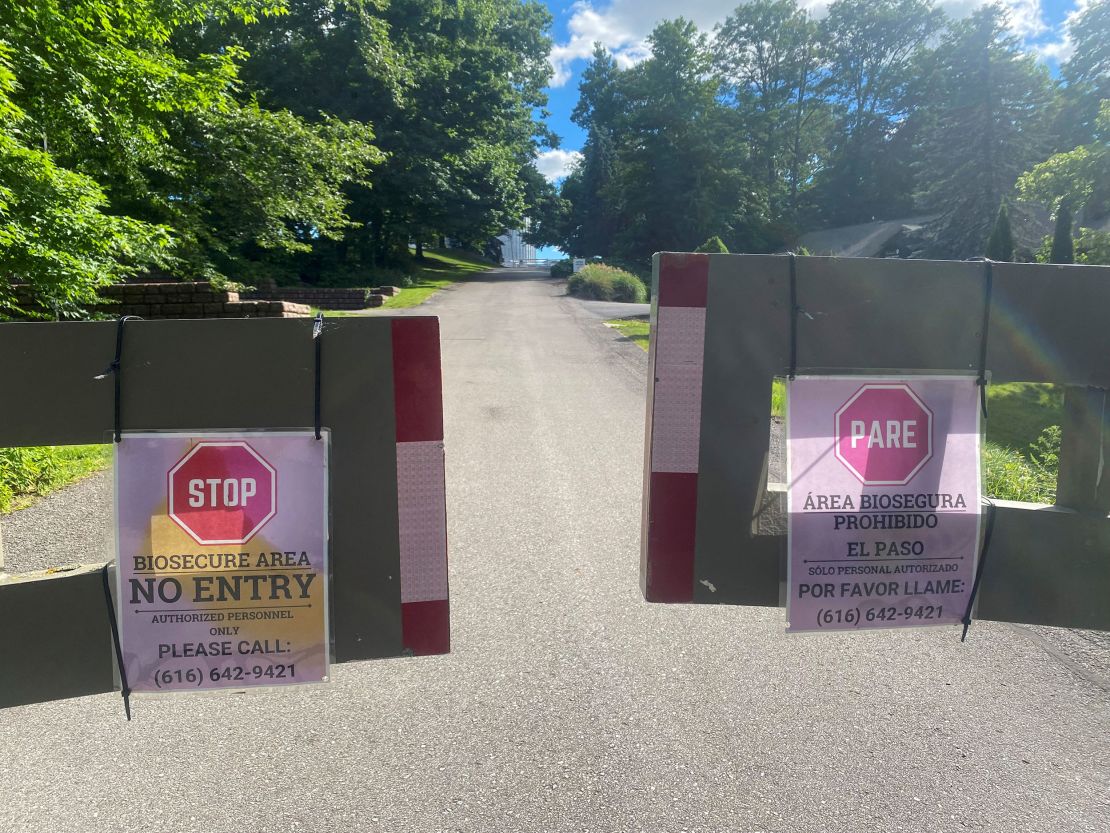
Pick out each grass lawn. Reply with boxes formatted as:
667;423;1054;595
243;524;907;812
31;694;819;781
608;316;1063;502
384;249;493;309
607;317;648;348
318;249;494;316
0;444;111;514
983;382;1063;455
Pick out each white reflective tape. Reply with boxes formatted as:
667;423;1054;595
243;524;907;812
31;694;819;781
396;441;449;603
650;306;706;474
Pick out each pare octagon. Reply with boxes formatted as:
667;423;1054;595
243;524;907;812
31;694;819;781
834;384;933;486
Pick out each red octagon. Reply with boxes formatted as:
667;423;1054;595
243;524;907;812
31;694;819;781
168;441;277;546
834;384;933;486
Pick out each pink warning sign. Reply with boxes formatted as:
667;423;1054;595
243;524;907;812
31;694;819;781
787;376;981;632
115;431;330;692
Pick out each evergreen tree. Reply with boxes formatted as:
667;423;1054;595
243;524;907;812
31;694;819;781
986;202;1014;261
1054;0;1110;148
560;47;626;257
560;127;618;257
916;6;1053;258
1049;203;1074;264
1063;0;1110;108
571;45;626;132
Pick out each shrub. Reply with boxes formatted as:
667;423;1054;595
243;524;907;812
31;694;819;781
982;426;1060;503
567;263;647;303
695;235;729;254
550;258;574;279
1076;228;1110;265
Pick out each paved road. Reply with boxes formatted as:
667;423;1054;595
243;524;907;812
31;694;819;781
2;268;1108;832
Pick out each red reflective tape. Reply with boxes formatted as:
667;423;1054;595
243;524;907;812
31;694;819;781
391;318;444;443
401;599;451;656
645;471;697;602
657;253;708;308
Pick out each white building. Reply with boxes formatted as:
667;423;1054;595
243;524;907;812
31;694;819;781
496;228;538;265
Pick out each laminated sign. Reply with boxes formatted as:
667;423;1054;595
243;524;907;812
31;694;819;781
115;432;329;692
787;377;981;632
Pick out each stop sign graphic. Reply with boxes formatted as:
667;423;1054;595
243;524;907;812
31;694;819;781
168;441;277;545
834;384;933;486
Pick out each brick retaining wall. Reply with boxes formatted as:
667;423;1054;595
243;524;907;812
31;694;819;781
243;286;390;309
11;281;408;318
12;283;311;319
98;283;310;318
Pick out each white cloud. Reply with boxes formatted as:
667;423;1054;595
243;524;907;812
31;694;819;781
548;0;1069;87
1036;37;1075;62
549;0;739;86
937;0;1049;38
534;148;584;181
1033;0;1090;63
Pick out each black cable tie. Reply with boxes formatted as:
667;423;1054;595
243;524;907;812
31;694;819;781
788;252;799;381
100;564;132;721
94;316;141;443
313;312;324;441
960;498;997;642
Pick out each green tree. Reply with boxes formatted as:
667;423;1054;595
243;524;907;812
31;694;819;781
1018;101;1110;223
607;20;748;260
815;0;943;225
144;105;382;282
986;202;1014;261
572;44;626;132
1075;228;1110;265
559;126;620;257
1049;203;1074;264
713;0;826;222
1053;0;1110;148
223;0;555;274
916;5;1054;258
0;42;171;318
519;163;569;251
560;46;626;257
1063;0;1110;110
2;0;384;288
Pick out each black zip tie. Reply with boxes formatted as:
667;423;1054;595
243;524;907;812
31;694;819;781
93;316;141;443
960;499;997;642
975;260;994;421
313;312;324;440
100;564;132;720
788;252;799;381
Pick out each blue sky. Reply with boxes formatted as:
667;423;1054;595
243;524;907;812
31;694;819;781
532;0;1086;183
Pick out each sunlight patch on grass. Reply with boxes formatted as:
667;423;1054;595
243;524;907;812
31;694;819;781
607;317;649;348
384;249;493;309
